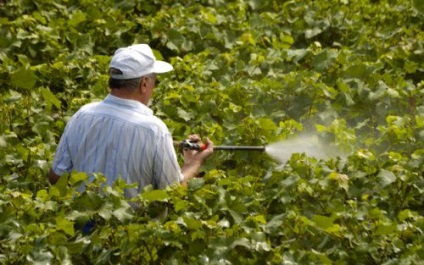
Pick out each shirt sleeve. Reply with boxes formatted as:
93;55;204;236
52;130;73;176
152;132;184;189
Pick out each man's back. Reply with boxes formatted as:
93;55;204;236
52;94;183;198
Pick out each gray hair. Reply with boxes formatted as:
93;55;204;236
108;68;140;90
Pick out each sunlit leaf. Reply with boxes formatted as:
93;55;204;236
398;209;417;222
36;189;49;202
141;189;169;202
70;172;89;186
69;10;87;27
99;202;114;220
56;215;75;236
312;215;335;230
112;207;133;222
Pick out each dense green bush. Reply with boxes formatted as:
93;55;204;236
1;0;424;263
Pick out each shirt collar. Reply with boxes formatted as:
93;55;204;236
103;94;153;115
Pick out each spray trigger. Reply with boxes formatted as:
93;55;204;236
180;140;207;151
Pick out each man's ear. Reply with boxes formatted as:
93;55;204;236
139;77;148;93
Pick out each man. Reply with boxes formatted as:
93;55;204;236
49;44;214;198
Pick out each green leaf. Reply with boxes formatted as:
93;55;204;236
56;215;75;236
228;209;242;224
312;49;338;72
228;102;242;113
218;218;230;228
98;202;114;220
398;209;416;222
112;207;133;222
280;34;294;46
0;136;7;148
27;249;54;264
141;189;169;202
312;215;335;230
328;173;349;191
166;29;185;51
69;172;89;186
183;216;202;230
55;174;69;197
305;28;322;39
10;68;37;90
32;121;50;137
41;87;61;110
374;223;396;236
257;118;277;131
174;200;189;212
377;169;396;187
36;189;49;202
69;10;87;27
177;107;192;121
188;178;205;191
230;238;251;249
5;90;22;103
265;214;285;232
73;191;103;211
311;249;333;265
252;215;267;225
413;0;424;13
343;64;366;79
287;49;308;62
189;240;207;255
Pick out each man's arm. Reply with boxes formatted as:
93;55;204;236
49;127;73;185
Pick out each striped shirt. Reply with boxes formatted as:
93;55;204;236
52;94;184;198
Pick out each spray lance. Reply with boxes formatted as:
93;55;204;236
175;140;266;152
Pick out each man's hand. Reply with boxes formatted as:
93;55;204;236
180;135;214;186
182;135;208;160
49;168;61;184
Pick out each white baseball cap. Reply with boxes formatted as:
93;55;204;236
109;44;173;79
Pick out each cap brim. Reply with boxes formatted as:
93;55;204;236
153;61;173;74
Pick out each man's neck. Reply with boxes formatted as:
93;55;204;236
110;89;148;105
111;88;138;100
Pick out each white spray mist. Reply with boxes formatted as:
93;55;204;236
265;133;345;164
